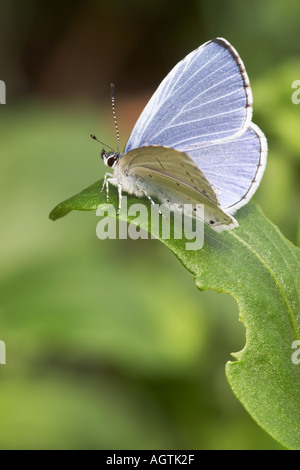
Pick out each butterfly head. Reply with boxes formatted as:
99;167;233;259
101;148;120;168
90;134;120;168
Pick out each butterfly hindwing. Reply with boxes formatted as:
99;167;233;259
119;146;238;230
187;123;267;213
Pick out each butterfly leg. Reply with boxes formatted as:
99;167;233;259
116;183;123;216
101;172;113;202
140;188;164;217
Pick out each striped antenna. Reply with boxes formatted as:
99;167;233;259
90;134;116;153
111;83;120;153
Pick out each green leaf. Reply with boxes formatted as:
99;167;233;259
50;180;300;449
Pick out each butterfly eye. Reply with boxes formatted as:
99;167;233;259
107;156;117;167
101;150;119;168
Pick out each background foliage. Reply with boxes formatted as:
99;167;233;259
0;0;299;449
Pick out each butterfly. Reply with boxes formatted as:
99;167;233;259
92;37;267;231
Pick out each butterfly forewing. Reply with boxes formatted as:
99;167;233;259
125;38;252;154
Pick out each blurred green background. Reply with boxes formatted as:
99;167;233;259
0;0;299;450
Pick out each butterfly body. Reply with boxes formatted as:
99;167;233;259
98;38;267;231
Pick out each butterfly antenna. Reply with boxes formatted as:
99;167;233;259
111;83;120;153
90;134;116;153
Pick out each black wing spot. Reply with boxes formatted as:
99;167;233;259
176;183;180;186
148;174;152;178
209;220;215;225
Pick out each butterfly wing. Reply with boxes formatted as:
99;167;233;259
187;123;267;213
124;38;252;153
120;37;267;227
119;146;238;231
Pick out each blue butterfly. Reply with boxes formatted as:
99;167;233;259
93;38;267;231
